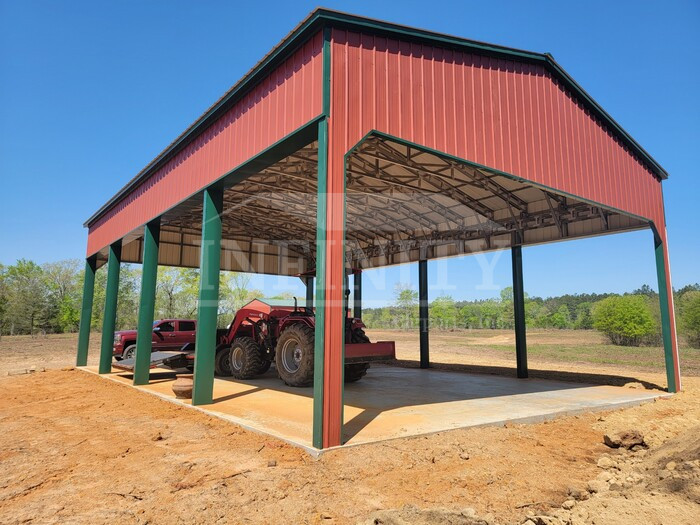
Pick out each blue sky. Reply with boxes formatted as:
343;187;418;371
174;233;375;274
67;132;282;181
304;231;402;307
1;0;698;307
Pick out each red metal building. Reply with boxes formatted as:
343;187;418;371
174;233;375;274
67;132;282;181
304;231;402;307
76;9;680;450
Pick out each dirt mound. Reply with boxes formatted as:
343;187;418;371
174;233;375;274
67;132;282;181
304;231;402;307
647;424;700;504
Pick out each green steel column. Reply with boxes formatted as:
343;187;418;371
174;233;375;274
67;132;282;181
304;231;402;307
512;245;528;378
76;256;97;366
654;232;679;393
133;219;161;385
419;259;430;369
305;277;314;310
192;188;223;406
99;241;122;374
313;117;329;449
353;271;362;319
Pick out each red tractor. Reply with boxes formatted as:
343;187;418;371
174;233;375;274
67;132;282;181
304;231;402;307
213;297;395;386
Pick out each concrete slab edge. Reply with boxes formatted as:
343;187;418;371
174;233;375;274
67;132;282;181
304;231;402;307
326;392;671;454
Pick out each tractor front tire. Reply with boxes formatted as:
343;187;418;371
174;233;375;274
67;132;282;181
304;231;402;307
214;344;232;376
275;324;315;387
229;337;265;379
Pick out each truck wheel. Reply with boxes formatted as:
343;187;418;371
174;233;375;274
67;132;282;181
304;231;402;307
122;344;136;360
229;337;264;379
214;344;232;377
345;363;370;382
275;324;314;387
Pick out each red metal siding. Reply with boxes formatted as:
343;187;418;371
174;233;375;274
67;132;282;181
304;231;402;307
329;29;666;230
326;28;679;400
87;32;324;256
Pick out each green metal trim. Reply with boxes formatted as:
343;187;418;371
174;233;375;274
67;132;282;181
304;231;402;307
350;130;654;225
312;118;329;449
353;271;362;319
192;188;224;406
133;218;161;385
652;225;678;393
511;245;528;378
418;259;430;369
76;256;97;366
99;241;122;374
322;25;332;116
312;26;333;449
305;277;314;310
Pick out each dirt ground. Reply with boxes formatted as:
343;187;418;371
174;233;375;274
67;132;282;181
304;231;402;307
1;332;699;524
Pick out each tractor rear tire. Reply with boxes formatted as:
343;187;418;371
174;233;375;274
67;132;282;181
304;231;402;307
214;344;232;376
275;324;315;387
350;327;370;343
346;327;371;382
344;363;370;383
229;337;265;380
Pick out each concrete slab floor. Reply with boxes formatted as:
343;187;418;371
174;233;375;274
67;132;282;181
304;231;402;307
82;365;667;454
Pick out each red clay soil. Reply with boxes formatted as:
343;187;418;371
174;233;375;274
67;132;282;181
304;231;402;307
1;367;699;524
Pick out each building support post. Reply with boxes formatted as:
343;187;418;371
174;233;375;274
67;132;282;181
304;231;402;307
99;241;122;374
192;187;223;406
305;277;314;310
512;245;528;378
653;227;681;392
133;218;161;385
76;256;97;366
353;270;362;319
419;259;430;369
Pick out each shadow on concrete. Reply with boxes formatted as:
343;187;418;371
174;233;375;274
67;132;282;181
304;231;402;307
391;359;666;391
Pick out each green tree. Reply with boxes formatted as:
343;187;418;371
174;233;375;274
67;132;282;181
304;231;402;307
430;295;458;330
393;283;418;330
573;302;593;329
155;267;200;319
0;264;8;335
678;291;700;348
592;295;656;346
549;304;572;329
42;259;82;332
4;260;47;335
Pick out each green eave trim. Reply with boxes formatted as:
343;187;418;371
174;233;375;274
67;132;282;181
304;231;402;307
86;7;667;228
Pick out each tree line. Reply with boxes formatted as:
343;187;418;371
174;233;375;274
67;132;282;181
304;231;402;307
0;259;290;336
1;258;699;348
362;283;700;348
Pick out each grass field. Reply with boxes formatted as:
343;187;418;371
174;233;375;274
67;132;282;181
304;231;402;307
367;328;700;377
2;328;697;378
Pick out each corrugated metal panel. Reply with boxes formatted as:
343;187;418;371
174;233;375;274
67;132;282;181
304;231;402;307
86;32;324;256
329;29;666;230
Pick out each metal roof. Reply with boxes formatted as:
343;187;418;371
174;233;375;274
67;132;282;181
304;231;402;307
86;7;668;228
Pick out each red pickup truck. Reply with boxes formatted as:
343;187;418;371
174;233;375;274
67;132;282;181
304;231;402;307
113;319;197;360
